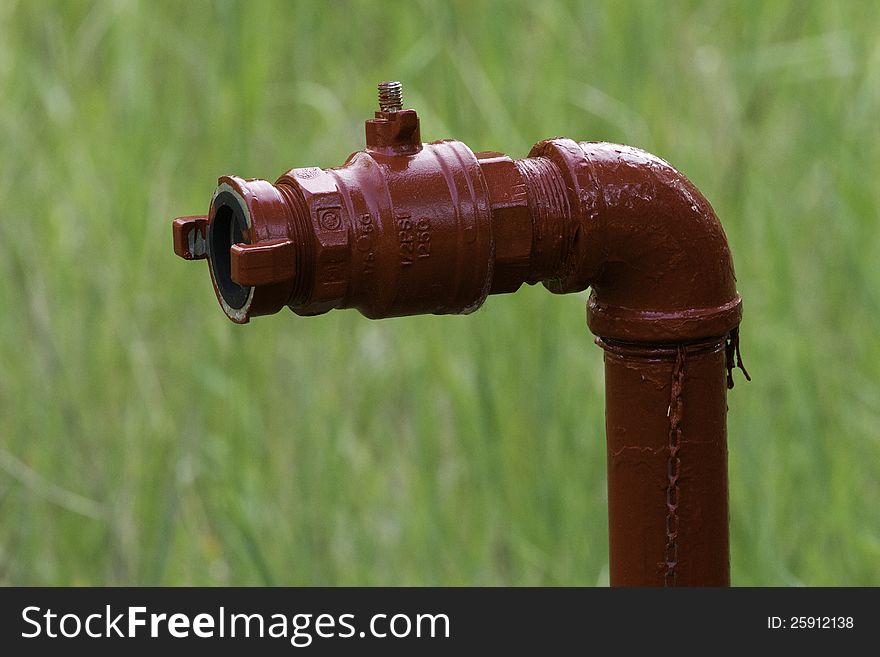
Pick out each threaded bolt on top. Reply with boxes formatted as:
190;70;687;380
378;81;403;112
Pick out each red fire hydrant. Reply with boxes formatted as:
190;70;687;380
173;82;748;586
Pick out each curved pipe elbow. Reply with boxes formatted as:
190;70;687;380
534;139;742;343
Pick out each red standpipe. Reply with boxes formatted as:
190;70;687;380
172;82;747;586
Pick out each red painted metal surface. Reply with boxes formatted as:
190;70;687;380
599;337;733;585
172;84;747;586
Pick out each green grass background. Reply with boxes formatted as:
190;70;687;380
1;0;878;586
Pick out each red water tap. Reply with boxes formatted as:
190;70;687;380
173;82;746;586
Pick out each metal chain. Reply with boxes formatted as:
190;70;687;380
664;345;687;586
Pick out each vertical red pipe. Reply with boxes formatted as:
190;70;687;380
600;338;730;586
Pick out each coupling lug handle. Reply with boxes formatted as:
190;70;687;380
230;239;296;286
172;215;209;260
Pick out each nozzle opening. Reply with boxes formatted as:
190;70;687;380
209;190;251;311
